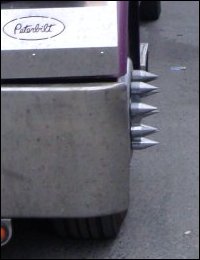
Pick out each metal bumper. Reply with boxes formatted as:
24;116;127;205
1;82;131;218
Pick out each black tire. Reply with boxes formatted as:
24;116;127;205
140;1;161;21
53;211;127;239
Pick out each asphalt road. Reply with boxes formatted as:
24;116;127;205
1;1;199;259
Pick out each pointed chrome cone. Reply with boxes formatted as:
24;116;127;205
131;82;158;95
131;124;159;138
131;102;158;117
132;137;159;150
132;70;158;82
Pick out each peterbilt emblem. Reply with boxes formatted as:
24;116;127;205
3;16;65;41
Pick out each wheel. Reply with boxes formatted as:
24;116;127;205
53;211;127;239
140;1;161;21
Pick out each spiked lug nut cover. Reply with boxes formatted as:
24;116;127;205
132;70;158;82
132;137;159;150
131;102;158;117
131;82;159;96
131;124;158;138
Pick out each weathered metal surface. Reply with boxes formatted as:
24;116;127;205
1;82;131;218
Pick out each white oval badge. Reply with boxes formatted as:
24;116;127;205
3;16;65;40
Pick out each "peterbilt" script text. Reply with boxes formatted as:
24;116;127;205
14;23;55;34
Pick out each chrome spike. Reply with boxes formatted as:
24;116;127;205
131;82;158;96
132;137;159;150
131;102;158;117
131;124;159;138
132;70;158;82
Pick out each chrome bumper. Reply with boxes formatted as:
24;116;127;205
1;82;131;218
1;54;159;219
